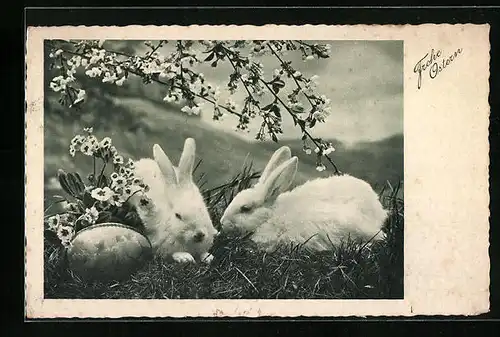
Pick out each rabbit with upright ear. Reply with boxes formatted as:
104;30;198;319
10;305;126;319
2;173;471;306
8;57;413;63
220;146;388;253
130;138;219;264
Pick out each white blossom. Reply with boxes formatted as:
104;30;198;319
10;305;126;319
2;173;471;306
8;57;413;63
115;77;126;86
189;78;203;95
316;164;326;172
49;75;75;92
181;105;201;115
323;144;335;155
102;71;118;83
163;94;176;103
73;89;86;105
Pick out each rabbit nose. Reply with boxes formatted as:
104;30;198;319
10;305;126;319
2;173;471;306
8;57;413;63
193;231;205;243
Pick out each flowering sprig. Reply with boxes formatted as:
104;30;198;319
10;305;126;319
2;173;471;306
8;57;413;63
44;127;148;248
46;39;340;174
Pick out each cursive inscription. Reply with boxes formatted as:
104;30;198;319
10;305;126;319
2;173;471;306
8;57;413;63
413;48;463;89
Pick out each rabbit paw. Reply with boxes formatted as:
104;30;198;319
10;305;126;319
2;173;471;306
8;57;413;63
200;252;214;264
172;252;196;264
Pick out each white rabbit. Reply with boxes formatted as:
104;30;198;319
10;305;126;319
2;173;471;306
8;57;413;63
130;138;219;264
220;146;388;253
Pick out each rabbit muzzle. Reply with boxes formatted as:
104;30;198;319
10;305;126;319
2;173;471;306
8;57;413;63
192;230;206;243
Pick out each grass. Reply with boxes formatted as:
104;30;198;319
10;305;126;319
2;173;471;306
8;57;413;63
44;163;404;300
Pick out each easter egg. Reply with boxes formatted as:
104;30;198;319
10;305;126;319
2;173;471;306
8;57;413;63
67;223;153;282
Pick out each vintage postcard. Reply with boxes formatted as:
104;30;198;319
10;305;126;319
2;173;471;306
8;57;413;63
25;24;490;318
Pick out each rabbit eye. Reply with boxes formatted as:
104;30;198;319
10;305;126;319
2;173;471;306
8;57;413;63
175;213;182;220
240;205;252;213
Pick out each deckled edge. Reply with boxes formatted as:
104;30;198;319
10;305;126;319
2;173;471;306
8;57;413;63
24;22;492;319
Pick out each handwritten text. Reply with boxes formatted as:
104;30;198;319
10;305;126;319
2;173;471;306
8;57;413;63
413;48;463;89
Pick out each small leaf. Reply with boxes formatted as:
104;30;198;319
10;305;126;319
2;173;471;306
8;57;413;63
98;175;109;188
310;119;317;128
57;170;75;197
297;119;306;129
82;191;94;208
123;212;139;226
273;79;285;88
262;103;274;111
204;52;216;62
271;133;278;143
211;61;218;67
66;173;81;196
301;134;307;141
109;215;123;223
97;211;112;224
68;173;85;195
271;105;281;118
292;105;305;113
113;207;127;220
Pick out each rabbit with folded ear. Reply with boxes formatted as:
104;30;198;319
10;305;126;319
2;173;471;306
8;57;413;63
130;138;219;264
220;146;389;253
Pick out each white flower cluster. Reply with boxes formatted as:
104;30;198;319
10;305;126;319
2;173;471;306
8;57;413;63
301;42;332;61
246;61;264;78
273;68;284;79
248;42;268;58
303;75;320;95
181;105;202;116
45;129;150;248
90;166;145;208
188;75;204;96
45;213;76;247
163;88;183;103
225;98;239;112
212;86;221;105
49;75;75;92
303;140;336;172
311;95;332;123
315;142;336;156
83;49;128;86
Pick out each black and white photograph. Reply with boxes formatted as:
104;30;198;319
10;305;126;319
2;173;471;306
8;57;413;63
41;38;404;300
25;24;490;317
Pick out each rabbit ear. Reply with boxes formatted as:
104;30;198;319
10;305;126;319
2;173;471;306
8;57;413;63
261;156;298;203
257;146;292;185
153;144;178;186
177;138;196;185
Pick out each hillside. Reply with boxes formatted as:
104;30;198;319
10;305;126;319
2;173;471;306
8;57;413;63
109;95;404;189
45;92;403;197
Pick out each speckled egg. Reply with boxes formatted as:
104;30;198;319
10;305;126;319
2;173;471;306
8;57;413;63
67;223;153;282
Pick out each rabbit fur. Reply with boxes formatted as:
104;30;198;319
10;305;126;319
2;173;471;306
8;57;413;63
130;138;218;264
220;146;388;252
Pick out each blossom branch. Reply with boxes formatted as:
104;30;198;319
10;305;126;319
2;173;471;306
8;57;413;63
258;78;341;175
47;39;339;172
50;43;244;118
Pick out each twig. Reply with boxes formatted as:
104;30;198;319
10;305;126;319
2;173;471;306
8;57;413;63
259;78;341;175
234;266;258;292
265;43;341;175
51;43;243;118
